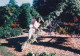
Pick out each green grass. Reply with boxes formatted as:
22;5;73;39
0;46;17;56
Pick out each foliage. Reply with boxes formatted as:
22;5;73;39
0;7;5;26
64;0;80;11
0;5;21;27
18;3;32;28
0;3;41;29
49;53;56;56
0;27;23;38
26;52;56;56
0;27;4;37
9;0;17;5
33;0;62;16
30;6;41;19
39;52;48;56
0;46;17;56
11;24;20;28
58;27;67;34
27;52;36;56
39;0;80;35
43;2;68;27
0;3;23;39
56;0;80;34
58;1;80;23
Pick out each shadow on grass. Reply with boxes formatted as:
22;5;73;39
1;37;28;52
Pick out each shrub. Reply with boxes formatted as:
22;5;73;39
19;3;32;28
11;28;23;36
49;53;56;56
3;31;11;38
39;52;48;56
30;6;41;18
11;24;20;28
0;27;23;39
0;39;1;45
0;27;4;37
58;27;67;34
0;5;21;27
26;52;56;56
27;52;36;56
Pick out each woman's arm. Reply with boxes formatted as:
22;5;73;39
41;18;44;22
33;21;37;29
33;25;37;29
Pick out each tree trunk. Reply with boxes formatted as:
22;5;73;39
21;29;42;50
21;2;68;51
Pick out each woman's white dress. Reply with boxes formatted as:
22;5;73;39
28;21;40;39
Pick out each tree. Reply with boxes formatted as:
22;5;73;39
0;5;23;38
30;6;41;18
33;0;62;16
60;0;80;22
0;5;21;27
0;7;5;26
19;3;32;28
9;0;16;5
44;0;80;34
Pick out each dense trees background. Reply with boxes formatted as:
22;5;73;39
18;3;32;28
33;0;80;21
9;0;17;5
33;0;80;34
33;0;62;16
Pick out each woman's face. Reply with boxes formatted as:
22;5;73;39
38;18;41;23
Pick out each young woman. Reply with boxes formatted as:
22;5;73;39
28;17;44;40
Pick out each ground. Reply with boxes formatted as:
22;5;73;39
0;29;80;56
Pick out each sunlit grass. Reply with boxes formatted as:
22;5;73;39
0;46;17;56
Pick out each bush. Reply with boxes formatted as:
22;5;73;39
27;52;36;56
58;27;67;34
11;28;23;36
30;6;41;18
26;52;56;56
11;24;20;28
0;5;21;27
18;3;32;28
0;27;4;37
39;52;48;56
49;53;56;56
0;27;23;39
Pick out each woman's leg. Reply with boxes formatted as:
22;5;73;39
28;28;35;40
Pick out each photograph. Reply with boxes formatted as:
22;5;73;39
0;0;80;56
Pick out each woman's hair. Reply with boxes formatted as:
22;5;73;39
36;17;41;22
36;17;44;23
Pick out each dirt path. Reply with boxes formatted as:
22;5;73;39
0;31;80;56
